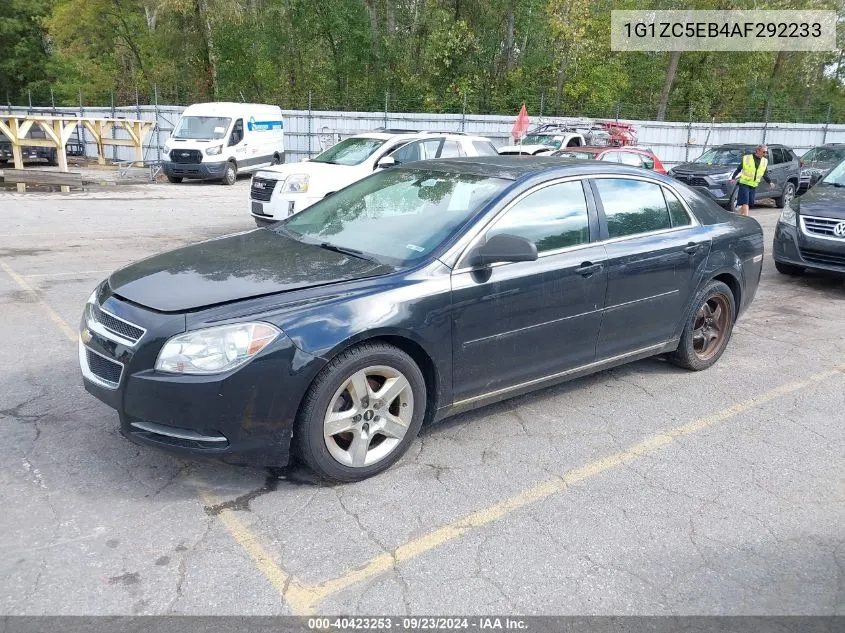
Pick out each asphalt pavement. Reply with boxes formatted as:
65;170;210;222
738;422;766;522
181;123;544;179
0;180;843;617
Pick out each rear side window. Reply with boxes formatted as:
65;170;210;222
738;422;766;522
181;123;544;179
488;181;590;253
594;178;672;238
439;140;463;158
472;140;499;156
617;152;644;167
663;188;692;227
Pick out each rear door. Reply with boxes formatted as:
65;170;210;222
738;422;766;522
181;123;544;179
766;147;787;198
590;176;711;358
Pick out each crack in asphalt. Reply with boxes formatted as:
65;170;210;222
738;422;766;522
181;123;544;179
202;468;286;516
165;518;214;614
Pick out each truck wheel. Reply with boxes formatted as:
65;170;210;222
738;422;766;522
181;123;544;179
775;182;795;209
222;161;237;185
166;175;183;184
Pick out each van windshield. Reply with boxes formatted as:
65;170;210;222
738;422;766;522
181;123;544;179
173;116;231;140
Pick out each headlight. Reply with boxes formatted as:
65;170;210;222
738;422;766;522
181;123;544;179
779;205;797;226
709;172;733;182
281;174;309;193
205;145;223;156
155;322;280;375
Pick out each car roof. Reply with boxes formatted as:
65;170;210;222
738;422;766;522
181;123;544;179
349;131;489;142
395;156;665;181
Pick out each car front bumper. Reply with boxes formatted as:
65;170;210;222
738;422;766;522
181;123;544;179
250;193;322;223
162;160;227;180
79;286;323;467
773;221;845;273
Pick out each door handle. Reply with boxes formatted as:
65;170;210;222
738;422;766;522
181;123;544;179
575;261;603;277
684;242;701;255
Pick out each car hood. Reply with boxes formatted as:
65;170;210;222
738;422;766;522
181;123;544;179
671;162;738;176
802;160;838;172
255;161;358;182
795;182;845;220
108;229;394;312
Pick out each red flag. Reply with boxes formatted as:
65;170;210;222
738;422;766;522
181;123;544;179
511;104;529;141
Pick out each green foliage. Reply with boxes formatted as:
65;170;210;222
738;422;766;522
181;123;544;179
1;0;843;122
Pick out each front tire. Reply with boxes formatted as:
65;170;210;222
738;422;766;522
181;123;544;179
295;342;426;482
775;261;805;276
669;280;736;371
775;182;795;208
221;161;237;185
166;175;183;184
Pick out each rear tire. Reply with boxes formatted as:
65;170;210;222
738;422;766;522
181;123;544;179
669;280;736;371
294;342;426;482
775;182;795;209
221;161;237;185
775;261;805;276
166;175;183;184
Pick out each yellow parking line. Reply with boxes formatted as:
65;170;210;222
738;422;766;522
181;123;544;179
6;260;844;614
300;365;845;609
1;261;78;343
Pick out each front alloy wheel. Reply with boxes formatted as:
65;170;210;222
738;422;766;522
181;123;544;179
776;182;795;209
324;366;414;468
222;162;237;185
295;342;426;482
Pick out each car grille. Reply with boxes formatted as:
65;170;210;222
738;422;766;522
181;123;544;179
92;303;145;344
85;348;123;387
251;177;277;201
674;175;709;187
170;149;202;164
801;215;845;240
799;248;845;267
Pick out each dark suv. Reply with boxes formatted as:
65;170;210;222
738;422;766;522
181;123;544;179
0;128;58;166
669;144;800;210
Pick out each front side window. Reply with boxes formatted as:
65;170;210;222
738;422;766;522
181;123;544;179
229;119;244;146
772;148;786;164
391;139;441;164
522;134;562;148
173;116;231;140
311;137;387;166
280;169;509;266
600;152;620;163
594;178;672;238
487;181;590;253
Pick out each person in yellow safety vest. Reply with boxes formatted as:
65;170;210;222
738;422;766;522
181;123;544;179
730;145;774;216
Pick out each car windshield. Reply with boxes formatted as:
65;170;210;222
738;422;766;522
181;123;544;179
311;137;388;166
173;116;231;140
803;147;845;163
554;151;597;159
694;148;746;166
278;169;510;266
821;159;845;185
521;134;561;148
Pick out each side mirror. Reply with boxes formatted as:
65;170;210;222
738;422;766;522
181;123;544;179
376;156;396;169
469;233;538;267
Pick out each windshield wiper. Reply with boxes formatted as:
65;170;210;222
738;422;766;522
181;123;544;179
318;242;380;263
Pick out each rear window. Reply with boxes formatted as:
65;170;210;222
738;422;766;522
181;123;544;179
472;141;499;156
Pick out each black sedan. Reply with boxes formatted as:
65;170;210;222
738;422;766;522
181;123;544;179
774;158;845;276
79;158;764;482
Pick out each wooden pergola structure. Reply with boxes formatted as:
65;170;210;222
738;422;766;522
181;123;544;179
0;114;156;188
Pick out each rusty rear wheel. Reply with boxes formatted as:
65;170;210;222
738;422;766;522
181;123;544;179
670;280;736;371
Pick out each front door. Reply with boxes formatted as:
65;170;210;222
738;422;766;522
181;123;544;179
451;179;608;402
590;177;711;359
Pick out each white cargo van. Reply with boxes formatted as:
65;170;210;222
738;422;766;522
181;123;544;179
162;102;284;185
